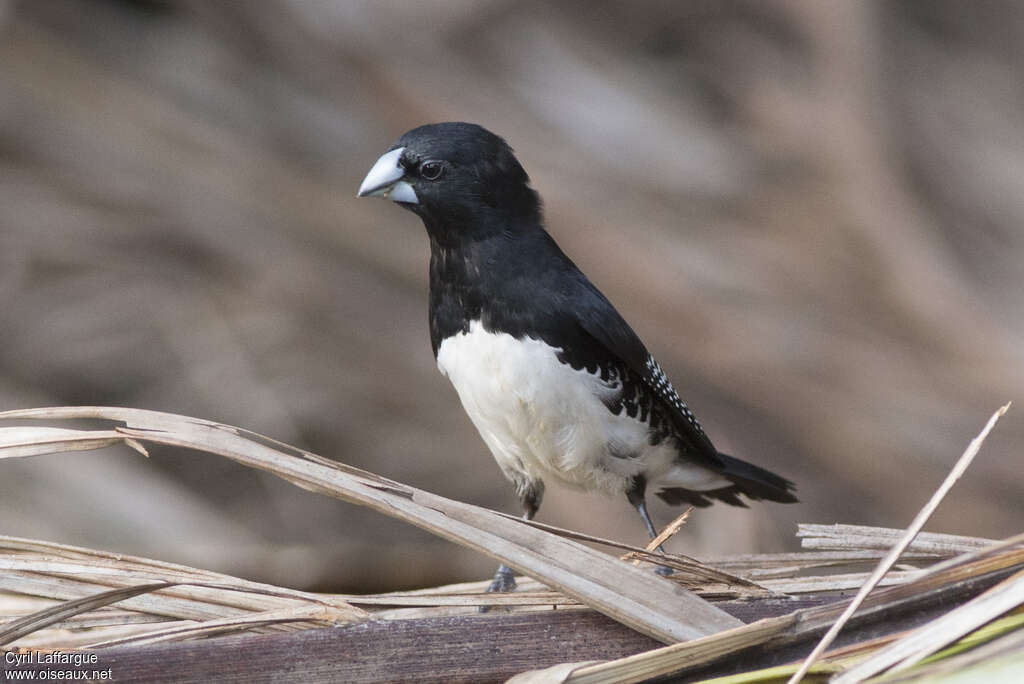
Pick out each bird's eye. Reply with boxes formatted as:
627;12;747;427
420;160;445;181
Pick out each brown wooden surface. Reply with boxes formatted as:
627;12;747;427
0;594;865;684
3;563;1014;684
4;563;1014;684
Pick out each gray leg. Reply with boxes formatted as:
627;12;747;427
626;476;674;576
486;481;543;594
487;563;518;594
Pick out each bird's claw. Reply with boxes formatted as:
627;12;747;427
480;564;517;612
486;564;517;593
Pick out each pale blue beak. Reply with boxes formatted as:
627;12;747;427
357;147;419;204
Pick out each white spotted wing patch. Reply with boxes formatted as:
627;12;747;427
644;356;707;440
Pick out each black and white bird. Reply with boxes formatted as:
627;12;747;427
358;122;797;591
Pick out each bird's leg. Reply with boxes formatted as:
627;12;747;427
486;481;543;594
626;476;674;577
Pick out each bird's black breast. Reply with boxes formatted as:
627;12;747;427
426;228;715;463
427;228;577;355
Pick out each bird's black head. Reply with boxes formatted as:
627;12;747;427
358;122;541;243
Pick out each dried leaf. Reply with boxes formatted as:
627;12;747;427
0;582;169;646
833;569;1024;682
786;402;1009;684
0;406;742;643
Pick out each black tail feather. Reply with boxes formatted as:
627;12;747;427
656;452;797;508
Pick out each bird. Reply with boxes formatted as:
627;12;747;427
358;122;797;592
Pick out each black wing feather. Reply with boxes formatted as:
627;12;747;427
570;274;724;468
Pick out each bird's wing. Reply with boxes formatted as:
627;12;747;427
570;276;724;468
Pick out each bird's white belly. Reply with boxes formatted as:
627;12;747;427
436;320;683;495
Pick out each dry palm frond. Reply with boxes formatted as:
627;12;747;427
797;524;997;556
786;402;1009;684
511;404;1019;684
0;582;171;646
0;405;741;644
1;403;1020;684
510;540;1024;684
832;569;1024;683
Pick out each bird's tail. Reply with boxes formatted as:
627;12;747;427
656;452;797;508
715;451;798;503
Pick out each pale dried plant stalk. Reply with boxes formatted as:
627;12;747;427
1;403;1018;684
0;406;741;644
786;402;1010;684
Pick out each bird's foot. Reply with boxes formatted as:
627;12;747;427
654;564;675;577
486;564;517;593
480;564;516;612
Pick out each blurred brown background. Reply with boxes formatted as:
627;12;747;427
1;0;1022;592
